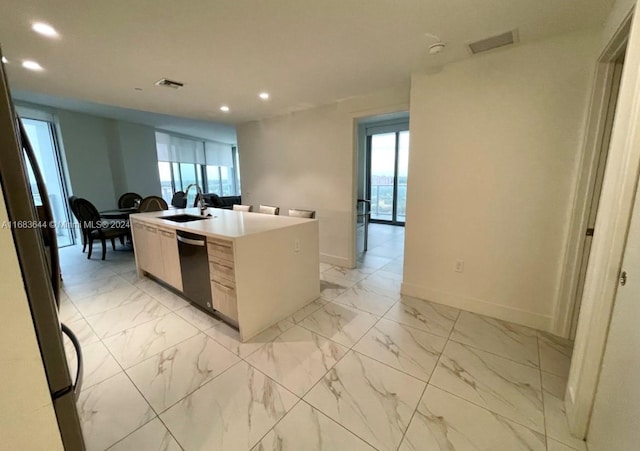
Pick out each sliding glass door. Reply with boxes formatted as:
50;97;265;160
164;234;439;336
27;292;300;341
367;128;409;225
22;118;73;247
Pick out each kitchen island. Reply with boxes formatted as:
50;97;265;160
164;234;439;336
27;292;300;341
130;207;320;341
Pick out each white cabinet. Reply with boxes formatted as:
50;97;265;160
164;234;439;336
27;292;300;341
132;220;164;279
207;236;238;321
159;227;182;290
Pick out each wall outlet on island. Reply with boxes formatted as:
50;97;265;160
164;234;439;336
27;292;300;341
455;260;464;273
294;239;301;253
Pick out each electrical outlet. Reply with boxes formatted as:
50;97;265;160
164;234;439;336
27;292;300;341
294;239;301;253
455;260;464;273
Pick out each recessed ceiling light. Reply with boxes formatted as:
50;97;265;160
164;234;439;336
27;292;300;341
1;57;8;64
220;105;230;112
32;22;59;38
259;92;270;100
22;60;43;71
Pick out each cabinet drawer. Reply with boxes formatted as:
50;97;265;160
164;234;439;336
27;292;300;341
211;273;235;290
211;280;238;320
207;240;234;261
209;256;235;281
207;236;232;248
211;279;236;299
158;228;175;238
143;224;158;234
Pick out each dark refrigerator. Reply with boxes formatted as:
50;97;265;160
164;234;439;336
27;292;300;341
0;50;85;449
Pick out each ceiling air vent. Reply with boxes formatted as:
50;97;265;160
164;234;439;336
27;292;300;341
154;78;184;89
468;30;518;55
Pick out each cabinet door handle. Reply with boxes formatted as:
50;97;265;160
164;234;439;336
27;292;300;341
211;260;233;270
177;235;206;246
213;280;234;291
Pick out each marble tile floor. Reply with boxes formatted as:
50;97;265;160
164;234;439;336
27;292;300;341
57;236;581;451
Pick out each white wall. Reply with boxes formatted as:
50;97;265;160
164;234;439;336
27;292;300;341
0;185;64;450
115;121;161;197
56;110;119;210
236;85;409;267
402;30;599;331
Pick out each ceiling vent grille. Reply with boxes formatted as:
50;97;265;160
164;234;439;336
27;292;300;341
154;78;184;89
468;30;518;55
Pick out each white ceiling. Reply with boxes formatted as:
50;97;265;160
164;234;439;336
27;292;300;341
1;0;614;124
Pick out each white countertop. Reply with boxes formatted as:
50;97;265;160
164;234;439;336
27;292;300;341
130;207;316;240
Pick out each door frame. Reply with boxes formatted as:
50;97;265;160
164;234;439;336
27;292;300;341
353;110;409;266
568;57;625;339
563;7;640;439
553;10;631;340
20;115;75;247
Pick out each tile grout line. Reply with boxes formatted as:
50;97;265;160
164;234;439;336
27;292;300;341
416;315;548;438
64;267;203;449
427;312;548;437
246;278;400;450
65;273;163;449
394;308;462;451
280;293;405;449
446;336;541;370
537;332;550;450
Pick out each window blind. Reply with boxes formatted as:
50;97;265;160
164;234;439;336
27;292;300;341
204;141;234;167
156;132;233;167
155;132;205;164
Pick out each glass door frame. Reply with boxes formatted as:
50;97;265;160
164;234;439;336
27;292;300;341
21;116;75;247
365;122;409;226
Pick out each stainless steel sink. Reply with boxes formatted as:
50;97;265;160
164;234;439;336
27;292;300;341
159;214;211;223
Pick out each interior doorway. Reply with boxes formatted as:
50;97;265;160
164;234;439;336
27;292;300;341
564;10;637;441
569;45;627;339
355;112;409;267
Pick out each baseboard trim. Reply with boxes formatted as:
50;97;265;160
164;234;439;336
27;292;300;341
320;253;351;268
401;282;554;332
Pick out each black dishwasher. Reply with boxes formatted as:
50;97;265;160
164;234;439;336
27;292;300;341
177;230;213;312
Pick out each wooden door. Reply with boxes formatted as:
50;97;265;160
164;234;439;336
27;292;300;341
588;177;640;449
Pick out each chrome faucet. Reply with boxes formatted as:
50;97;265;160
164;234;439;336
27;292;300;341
185;183;207;215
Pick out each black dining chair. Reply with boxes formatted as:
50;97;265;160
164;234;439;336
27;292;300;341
118;192;143;208
68;196;88;253
139;196;169;212
171;191;187;208
74;198;129;260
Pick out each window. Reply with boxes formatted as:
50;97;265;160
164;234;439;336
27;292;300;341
155;132;239;204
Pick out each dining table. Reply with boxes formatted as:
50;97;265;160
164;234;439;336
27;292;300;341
99;206;138;220
99;207;137;249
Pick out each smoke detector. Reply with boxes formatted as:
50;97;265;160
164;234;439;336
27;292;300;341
424;33;445;55
468;30;519;55
154;78;184;89
429;42;446;54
